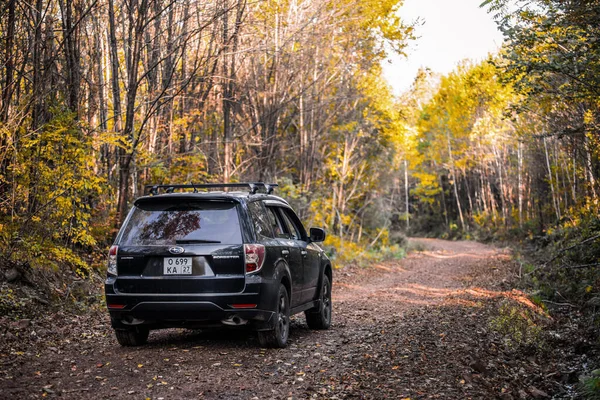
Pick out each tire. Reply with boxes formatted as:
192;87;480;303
257;284;290;348
305;275;332;330
114;326;150;346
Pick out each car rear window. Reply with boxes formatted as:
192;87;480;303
118;200;242;246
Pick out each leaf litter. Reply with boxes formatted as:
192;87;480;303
0;238;597;399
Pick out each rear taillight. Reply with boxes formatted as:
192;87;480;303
230;303;257;309
244;244;265;274
107;245;118;276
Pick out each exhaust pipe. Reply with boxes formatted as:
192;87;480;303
221;315;248;326
121;316;145;325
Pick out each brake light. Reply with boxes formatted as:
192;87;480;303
230;304;257;309
107;245;118;276
244;244;265;274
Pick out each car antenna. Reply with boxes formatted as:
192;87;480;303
191;182;198;193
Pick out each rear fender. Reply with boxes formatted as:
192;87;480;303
255;260;291;331
264;260;292;304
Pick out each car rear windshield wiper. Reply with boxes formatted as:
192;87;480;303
176;239;222;244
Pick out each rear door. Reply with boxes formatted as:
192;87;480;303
264;205;305;308
279;208;320;303
114;198;246;295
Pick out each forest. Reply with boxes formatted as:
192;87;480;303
0;0;598;303
1;0;600;398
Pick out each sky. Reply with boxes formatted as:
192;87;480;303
382;0;505;95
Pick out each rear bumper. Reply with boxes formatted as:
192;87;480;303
107;301;276;330
105;275;278;330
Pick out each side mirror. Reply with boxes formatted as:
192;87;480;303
309;227;326;243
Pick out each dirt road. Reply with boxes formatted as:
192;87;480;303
0;239;576;399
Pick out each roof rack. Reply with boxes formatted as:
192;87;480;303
144;182;279;196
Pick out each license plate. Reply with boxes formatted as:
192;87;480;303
163;257;193;275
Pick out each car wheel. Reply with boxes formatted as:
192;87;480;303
258;284;290;348
114;326;150;346
305;275;331;330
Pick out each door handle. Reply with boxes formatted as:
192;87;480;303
281;249;290;256
301;250;307;257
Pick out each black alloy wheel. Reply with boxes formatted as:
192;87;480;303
305;275;332;330
258;284;290;348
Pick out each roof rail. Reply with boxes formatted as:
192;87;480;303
144;182;279;196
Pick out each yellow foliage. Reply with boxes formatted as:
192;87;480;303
323;232;405;267
1;109;104;274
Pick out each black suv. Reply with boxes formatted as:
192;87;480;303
105;183;332;348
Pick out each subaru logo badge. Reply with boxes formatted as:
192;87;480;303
168;246;185;255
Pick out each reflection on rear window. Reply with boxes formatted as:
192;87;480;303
119;200;242;245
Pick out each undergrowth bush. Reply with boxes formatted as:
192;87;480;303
490;300;546;350
0;285;32;318
529;205;600;307
0;109;105;277
580;370;600;400
322;231;407;267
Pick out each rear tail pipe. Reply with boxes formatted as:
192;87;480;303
221;315;248;326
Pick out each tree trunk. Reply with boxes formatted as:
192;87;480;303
31;0;45;131
1;0;16;122
220;0;246;181
178;0;190;154
222;0;232;182
464;168;473;216
0;0;16;198
584;133;597;199
94;17;110;177
59;0;80;114
107;0;123;184
446;129;465;231
117;0;149;222
543;137;560;222
404;158;410;230
518;141;523;228
493;144;507;226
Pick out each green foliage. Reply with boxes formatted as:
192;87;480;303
406;240;427;253
145;153;210;186
321;229;406;267
0;285;31;318
277;177;311;221
484;0;600;103
490;301;545;350
481;0;600;233
368;244;406;262
529;294;547;311
580;370;600;400
529;208;600;306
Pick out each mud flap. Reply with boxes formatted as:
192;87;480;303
253;311;277;331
